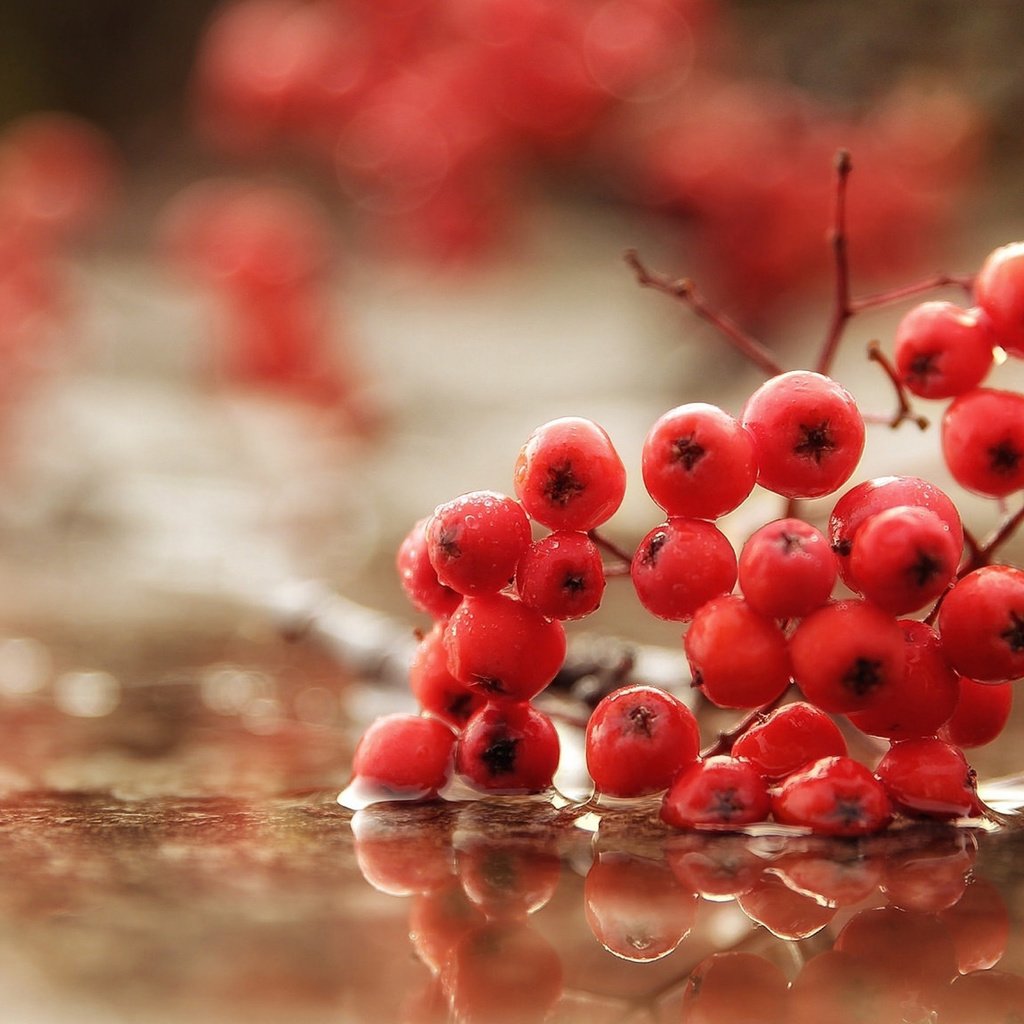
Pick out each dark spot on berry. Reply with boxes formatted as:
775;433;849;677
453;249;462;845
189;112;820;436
642;531;668;566
832;538;853;558
437;526;461;560
794;421;836;464
708;787;744;821
481;851;517;892
778;531;805;554
1000;611;1024;653
671;434;706;471
690;668;704;689
627;703;656;736
907;351;940;383
988;439;1021;476
907;549;943;588
481;736;518;776
474;675;507;695
562;573;586;594
830;796;865;826
447;692;475;722
842;657;884;697
543;460;586;507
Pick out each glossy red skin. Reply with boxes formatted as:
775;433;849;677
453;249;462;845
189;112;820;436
456;701;560;794
409;624;486;729
974;240;1024;354
738;517;837;619
513;417;626;531
847;505;960;615
514;530;605;620
684;595;791;709
353;827;456;897
660;756;771;830
396;517;462;619
664;834;766;899
893;301;995;399
881;834;976;914
789;600;905;714
680;952;790;1024
875;737;979;820
736;872;837;939
937;969;1024;1024
351;713;456;799
771;756;893;836
640;402;758;519
740;370;864;499
942;386;1024;497
770;846;882;907
409;883;485;974
444;593;566;701
828;475;963;588
630;517;737;622
585;684;700;797
938;877;1010;973
732;702;846;780
847;619;960;740
937;564;1024;681
426;490;531;596
939;676;1014;748
583;852;698;962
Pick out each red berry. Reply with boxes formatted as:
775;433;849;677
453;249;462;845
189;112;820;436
737;518;837;620
874;737;979;819
771;756;893;836
847;619;960;741
684;595;791;709
444;593;566;701
789;600;905;714
937;564;1024;681
828;475;963;588
640;402;757;519
513;417;626;531
351;713;457;800
731;702;847;780
789;950;906;1024
736;871;837;939
585;683;700;798
974;240;1024;355
630;517;737;622
936;970;1024;1024
409;623;486;729
665;834;766;900
681;953;790;1024
397;517;462;619
426;490;531;596
514;530;605;620
939;676;1014;748
456;701;560;794
881;833;975;914
942;387;1024;497
456;839;562;920
660;755;771;830
847;505;960;615
938;877;1010;973
741;370;865;499
893;301;994;398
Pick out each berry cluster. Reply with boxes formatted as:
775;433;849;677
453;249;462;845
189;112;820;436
347;183;1024;837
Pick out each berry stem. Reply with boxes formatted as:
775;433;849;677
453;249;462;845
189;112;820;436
588;528;634;567
849;272;975;312
699;686;793;758
623;249;785;377
815;149;854;376
863;341;930;430
961;500;1024;573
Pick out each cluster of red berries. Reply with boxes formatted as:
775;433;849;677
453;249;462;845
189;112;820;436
348;237;1024;837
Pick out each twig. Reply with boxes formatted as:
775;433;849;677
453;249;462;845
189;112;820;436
849;273;974;313
815;150;854;376
864;341;929;430
589;529;634;567
700;687;793;759
624;249;785;378
961;500;1024;573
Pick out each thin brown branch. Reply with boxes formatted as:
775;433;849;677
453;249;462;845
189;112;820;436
961;500;1024;573
589;529;634;567
849;272;975;313
700;687;793;758
865;341;930;430
624;249;785;378
815;149;854;376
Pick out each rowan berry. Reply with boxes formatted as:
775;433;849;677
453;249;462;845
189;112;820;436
456;839;562;919
409;623;486;729
351;807;456;896
456;701;560;794
737;518;837;620
893;301;995;398
660;755;771;830
514;530;605;620
740;370;865;499
684;595;791;709
938;877;1010;973
936;969;1024;1024
640;402;757;519
939;676;1014;748
731;701;847;780
736;871;837;939
770;843;882;907
664;834;765;900
396;518;462;619
937;564;1024;681
585;684;700;798
874;737;979;819
942;387;1024;497
974;240;1024;355
789;599;905;713
351;713;457;801
880;833;975;914
444;593;566;701
847;619;959;740
426;490;531;596
828;475;963;588
630;517;737;621
513;417;626;531
847;505;960;615
770;756;893;836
